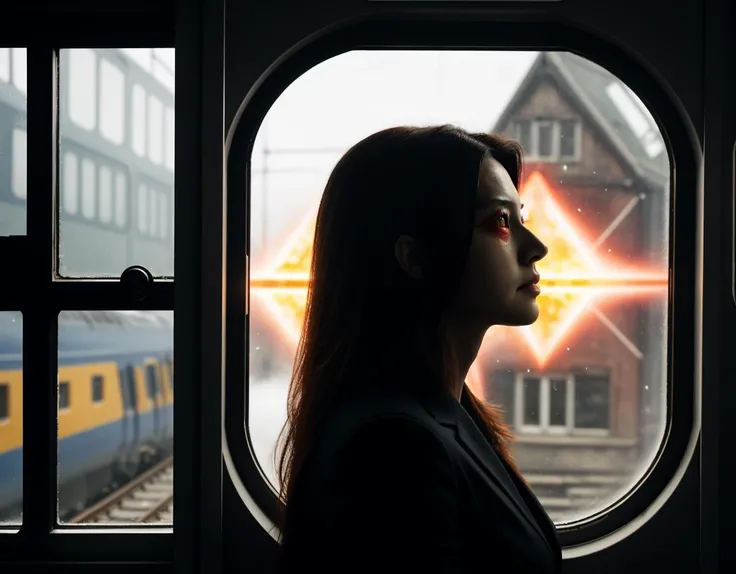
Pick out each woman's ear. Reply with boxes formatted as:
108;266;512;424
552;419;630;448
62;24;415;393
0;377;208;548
394;235;424;280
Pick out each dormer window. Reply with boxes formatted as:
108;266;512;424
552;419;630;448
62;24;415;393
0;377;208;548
513;118;581;162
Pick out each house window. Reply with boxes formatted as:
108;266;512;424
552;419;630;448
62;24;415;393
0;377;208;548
503;372;610;435
513;118;581;162
59;381;70;410
91;375;104;403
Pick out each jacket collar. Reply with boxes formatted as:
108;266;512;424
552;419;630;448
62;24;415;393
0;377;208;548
418;386;557;559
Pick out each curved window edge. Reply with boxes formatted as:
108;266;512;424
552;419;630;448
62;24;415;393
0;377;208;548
223;15;702;554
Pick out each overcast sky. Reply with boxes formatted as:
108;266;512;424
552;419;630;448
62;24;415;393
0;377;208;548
248;50;539;264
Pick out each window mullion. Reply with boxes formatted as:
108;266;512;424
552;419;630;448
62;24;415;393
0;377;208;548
21;46;58;537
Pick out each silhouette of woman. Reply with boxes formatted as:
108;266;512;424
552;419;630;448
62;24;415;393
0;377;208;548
277;125;559;573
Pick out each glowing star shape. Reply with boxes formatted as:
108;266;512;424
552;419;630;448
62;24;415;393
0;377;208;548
251;171;668;367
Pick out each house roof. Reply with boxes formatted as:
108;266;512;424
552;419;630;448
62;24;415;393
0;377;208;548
492;52;669;189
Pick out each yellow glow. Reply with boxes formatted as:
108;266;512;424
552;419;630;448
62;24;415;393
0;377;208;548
251;171;668;367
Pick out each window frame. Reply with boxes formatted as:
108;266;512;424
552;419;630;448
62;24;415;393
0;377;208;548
0;2;204;567
224;17;700;552
514;372;611;437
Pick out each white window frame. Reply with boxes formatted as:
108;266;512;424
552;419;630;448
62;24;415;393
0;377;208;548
514;119;582;163
514;372;610;437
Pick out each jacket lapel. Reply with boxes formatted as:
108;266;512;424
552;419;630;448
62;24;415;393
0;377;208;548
454;395;554;557
420;389;554;559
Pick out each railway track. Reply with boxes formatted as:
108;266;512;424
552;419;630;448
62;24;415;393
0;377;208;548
68;456;173;524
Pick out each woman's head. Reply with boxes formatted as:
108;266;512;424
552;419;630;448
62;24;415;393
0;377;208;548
277;125;547;509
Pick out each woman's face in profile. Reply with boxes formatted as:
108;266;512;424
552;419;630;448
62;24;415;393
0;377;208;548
448;156;549;328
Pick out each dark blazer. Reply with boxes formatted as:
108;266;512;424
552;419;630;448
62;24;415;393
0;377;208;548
281;386;562;573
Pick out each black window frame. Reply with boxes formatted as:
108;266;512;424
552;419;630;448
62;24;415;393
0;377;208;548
224;16;701;552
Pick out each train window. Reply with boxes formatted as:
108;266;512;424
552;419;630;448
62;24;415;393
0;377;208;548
58;381;70;411
0;383;8;421
57;311;173;524
246;51;670;527
11;128;27;200
132;84;147;157
99;58;125;146
138;184;148;233
68;49;97;131
58;49;175;277
115;172;127;228
91;375;104;403
0;312;22;525
145;364;157;399
99;166;113;224
80;157;96;220
62;152;78;215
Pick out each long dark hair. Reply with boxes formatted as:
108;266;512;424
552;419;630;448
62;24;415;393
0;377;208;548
276;125;525;522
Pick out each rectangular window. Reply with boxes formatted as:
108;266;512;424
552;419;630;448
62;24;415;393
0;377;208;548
99;58;125;145
536;121;554;158
91;375;104;403
522;376;541;426
59;381;70;410
145;364;159;399
574;373;610;430
58;48;175;277
11;48;27;95
559;119;578;158
0;383;9;420
489;370;515;426
68;49;97;130
58;311;173;524
514;373;610;435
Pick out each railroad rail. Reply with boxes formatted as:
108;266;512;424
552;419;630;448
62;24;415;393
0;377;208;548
68;456;173;524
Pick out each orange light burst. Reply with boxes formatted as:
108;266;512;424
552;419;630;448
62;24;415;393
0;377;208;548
251;171;668;367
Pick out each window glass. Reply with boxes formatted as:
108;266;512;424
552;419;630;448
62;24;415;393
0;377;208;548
246;51;670;526
58;49;175;277
1;49;27;235
68;49;97;130
559;119;577;158
0;312;23;525
99;59;125;145
57;311;173;525
149;187;159;237
59;382;70;410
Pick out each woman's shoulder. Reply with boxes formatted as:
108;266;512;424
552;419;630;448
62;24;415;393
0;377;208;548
313;389;451;464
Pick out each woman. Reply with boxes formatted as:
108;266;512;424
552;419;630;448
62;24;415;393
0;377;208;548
277;125;559;573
